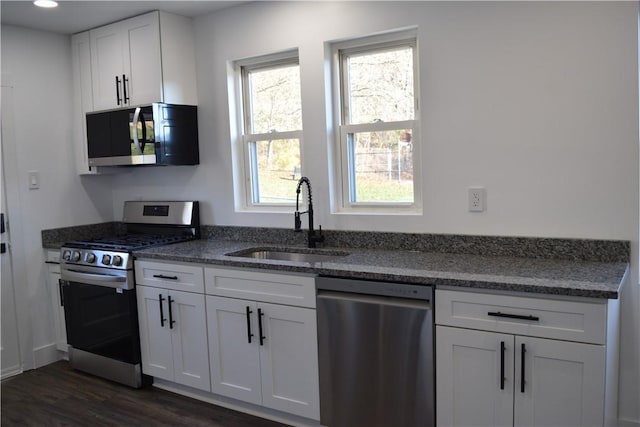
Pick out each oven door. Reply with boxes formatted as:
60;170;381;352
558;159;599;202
60;265;140;365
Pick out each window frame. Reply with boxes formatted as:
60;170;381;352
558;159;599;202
332;31;422;213
232;50;304;211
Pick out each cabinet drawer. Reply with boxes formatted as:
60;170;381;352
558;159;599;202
46;250;61;264
135;260;204;293
435;289;607;344
205;267;316;308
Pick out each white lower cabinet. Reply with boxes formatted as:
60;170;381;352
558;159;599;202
134;260;320;422
437;326;605;427
136;285;210;392
436;289;612;427
436;326;513;427
205;267;320;420
46;251;67;352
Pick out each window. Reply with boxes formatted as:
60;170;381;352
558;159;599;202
334;33;420;211
234;52;303;208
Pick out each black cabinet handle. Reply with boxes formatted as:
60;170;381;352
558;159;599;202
500;341;505;390
257;308;265;346
115;75;122;105
246;306;254;344
58;279;65;307
153;274;178;280
122;74;129;104
488;311;539;322
159;294;166;327
168;295;175;329
520;343;526;393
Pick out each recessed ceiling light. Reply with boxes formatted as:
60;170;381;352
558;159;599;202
33;0;58;8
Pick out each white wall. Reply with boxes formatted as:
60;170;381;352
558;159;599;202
112;1;640;421
2;1;639;422
1;25;114;368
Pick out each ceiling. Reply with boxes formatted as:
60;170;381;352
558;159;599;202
0;1;247;35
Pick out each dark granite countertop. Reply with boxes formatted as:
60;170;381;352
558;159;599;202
131;239;628;299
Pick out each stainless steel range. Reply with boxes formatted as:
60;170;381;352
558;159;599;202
59;201;199;388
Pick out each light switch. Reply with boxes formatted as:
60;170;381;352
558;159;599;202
28;171;39;190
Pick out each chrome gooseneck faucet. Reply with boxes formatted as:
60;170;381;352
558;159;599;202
294;177;324;248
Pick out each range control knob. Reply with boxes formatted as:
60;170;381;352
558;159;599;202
71;251;81;262
112;255;123;267
85;253;96;264
62;250;71;261
102;254;112;265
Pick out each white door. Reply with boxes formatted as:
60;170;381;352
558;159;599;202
514;336;606;427
206;295;261;404
0;84;22;379
259;302;320;420
436;326;514;427
123;12;162;106
90;21;126;110
169;290;210;392
136;285;173;381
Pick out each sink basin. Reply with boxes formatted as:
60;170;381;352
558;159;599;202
226;247;349;263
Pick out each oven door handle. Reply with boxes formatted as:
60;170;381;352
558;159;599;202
61;268;130;290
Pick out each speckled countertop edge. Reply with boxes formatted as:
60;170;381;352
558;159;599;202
130;239;628;299
42;225;629;299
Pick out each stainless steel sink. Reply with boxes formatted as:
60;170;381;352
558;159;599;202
226;247;349;263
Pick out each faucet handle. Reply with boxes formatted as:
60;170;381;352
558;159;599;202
316;225;325;243
294;212;302;232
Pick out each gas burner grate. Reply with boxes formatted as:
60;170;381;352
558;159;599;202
67;234;195;251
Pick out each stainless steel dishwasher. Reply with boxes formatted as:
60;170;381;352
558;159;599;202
316;277;434;427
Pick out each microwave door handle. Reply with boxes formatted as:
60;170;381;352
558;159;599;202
132;107;143;155
139;111;147;152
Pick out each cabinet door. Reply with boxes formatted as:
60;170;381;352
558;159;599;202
206;296;261;404
436;326;513;427
121;12;162;106
259;302;320;420
514;336;605;427
70;32;97;175
136;285;174;381
47;268;67;351
90;21;126;111
90;12;162;111
168;290;210;392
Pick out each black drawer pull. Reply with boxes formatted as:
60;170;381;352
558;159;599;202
168;296;176;329
159;294;166;327
520;343;526;393
153;274;178;280
500;341;505;390
246;306;254;344
58;279;65;307
257;308;265;346
115;75;122;105
122;74;129;104
488;311;539;322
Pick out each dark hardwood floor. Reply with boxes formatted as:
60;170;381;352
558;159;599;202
1;361;288;427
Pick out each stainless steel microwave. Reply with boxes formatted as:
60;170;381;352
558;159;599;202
86;103;199;167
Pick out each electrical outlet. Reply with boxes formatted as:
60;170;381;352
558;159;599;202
468;187;485;212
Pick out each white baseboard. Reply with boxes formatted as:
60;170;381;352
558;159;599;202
32;343;64;368
1;365;22;380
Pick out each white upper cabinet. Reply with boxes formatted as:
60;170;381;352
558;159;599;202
70;32;97;175
89;11;197;112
